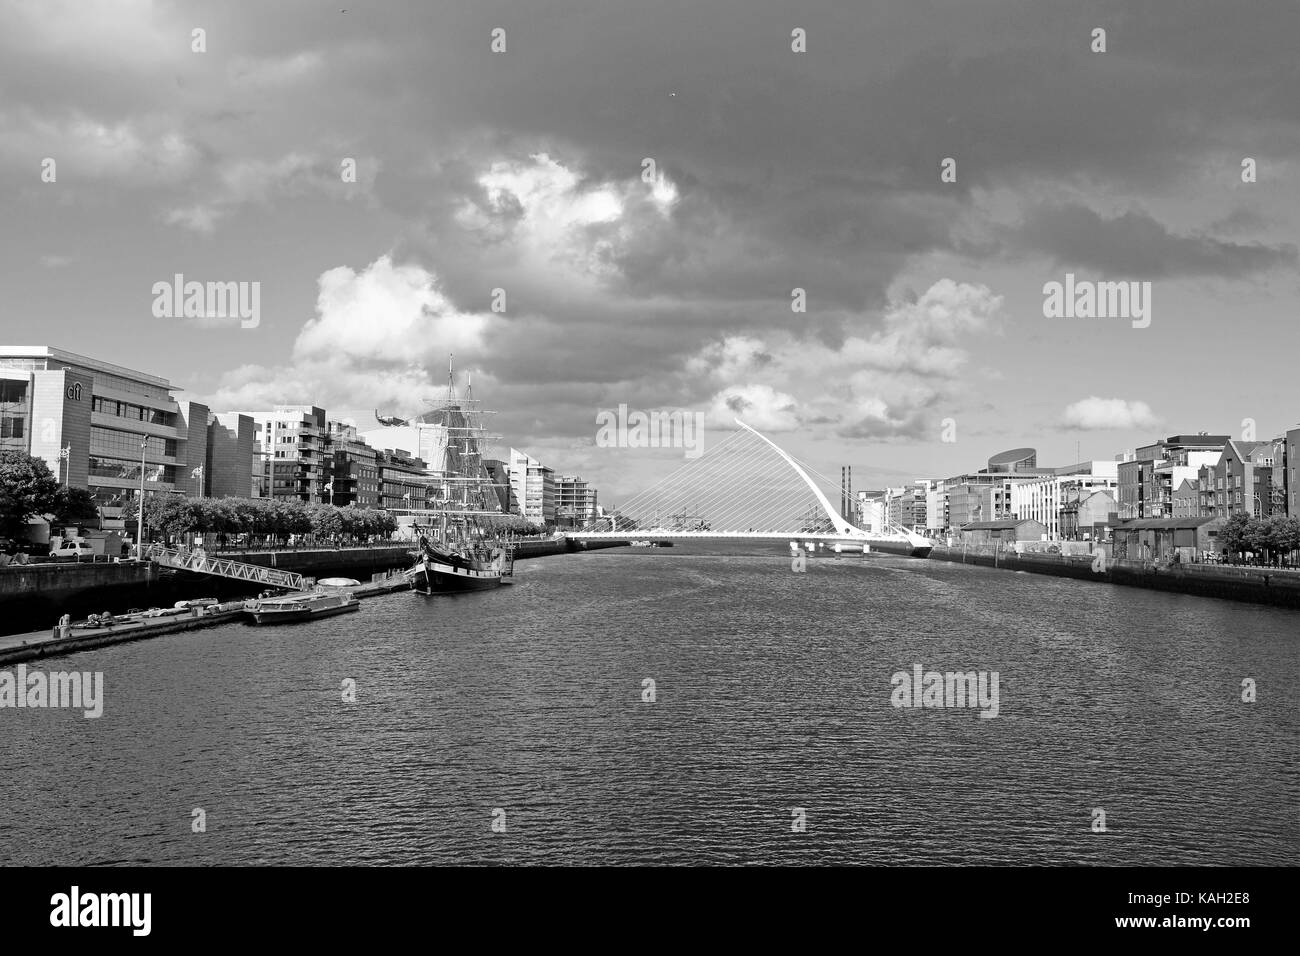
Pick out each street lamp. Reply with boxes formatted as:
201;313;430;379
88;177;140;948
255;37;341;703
191;464;204;496
58;445;71;488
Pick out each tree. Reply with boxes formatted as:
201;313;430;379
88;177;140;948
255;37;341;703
1219;513;1251;562
0;451;62;540
52;485;99;527
309;502;342;538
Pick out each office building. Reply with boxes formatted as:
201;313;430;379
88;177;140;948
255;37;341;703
509;448;556;524
0;346;221;527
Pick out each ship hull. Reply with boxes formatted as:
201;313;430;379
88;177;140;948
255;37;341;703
407;560;503;594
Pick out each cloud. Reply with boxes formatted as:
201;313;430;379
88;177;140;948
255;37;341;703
39;255;73;268
688;279;1003;441
1015;203;1297;279
164;152;368;233
705;384;799;432
1060;397;1160;431
209;255;493;409
0;109;200;184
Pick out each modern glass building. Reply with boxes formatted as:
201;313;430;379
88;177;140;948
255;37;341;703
0;346;220;526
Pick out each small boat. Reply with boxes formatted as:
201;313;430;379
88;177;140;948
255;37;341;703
174;597;219;609
244;590;360;624
318;577;361;588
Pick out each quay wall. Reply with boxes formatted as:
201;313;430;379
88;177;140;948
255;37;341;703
0;540;617;637
927;546;1300;609
0;545;416;636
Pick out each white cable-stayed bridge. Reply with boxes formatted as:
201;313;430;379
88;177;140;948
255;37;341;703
571;419;933;557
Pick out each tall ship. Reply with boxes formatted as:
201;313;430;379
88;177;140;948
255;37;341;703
373;357;519;593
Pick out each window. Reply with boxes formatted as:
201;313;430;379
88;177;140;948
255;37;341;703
0;416;24;438
0;380;30;403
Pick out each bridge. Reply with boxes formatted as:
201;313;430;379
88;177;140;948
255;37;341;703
571;419;932;556
146;544;307;590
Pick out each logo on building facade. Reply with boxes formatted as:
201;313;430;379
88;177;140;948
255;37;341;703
65;382;82;401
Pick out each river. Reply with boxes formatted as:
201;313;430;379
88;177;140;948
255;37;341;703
2;544;1295;865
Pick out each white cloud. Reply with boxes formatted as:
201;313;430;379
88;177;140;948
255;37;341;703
686;279;1003;439
1061;396;1160;430
705;384;800;432
209;255;493;411
454;152;674;281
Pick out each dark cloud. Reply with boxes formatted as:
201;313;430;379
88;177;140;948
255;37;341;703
1014;203;1296;278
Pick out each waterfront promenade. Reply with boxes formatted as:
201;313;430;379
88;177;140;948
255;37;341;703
928;544;1300;608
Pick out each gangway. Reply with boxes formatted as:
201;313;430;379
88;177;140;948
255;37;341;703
145;545;306;591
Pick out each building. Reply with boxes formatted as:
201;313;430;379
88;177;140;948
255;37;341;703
1116;434;1227;519
1059;488;1117;540
1171;478;1200;518
509;448;556;524
557;475;599;528
947;480;1016;529
856;491;887;533
1009;462;1119;539
925;483;948;535
932;448;1049;534
245;406;329;504
482;458;514;514
325;422;380;508
1289;427;1300;518
375;448;430;511
1198;437;1285;519
0;346;217;527
1110;517;1225;562
959;518;1048;546
884;481;930;533
985;448;1037;473
207;413;256;498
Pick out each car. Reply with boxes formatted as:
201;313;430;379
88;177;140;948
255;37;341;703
49;541;96;561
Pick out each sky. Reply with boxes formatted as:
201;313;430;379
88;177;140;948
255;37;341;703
2;0;1298;501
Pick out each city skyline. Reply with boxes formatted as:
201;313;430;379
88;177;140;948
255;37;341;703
3;0;1298;502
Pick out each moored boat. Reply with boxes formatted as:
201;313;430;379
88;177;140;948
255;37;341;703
406;533;513;593
244;590;360;624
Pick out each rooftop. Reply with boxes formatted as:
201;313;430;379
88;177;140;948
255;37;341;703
0;345;172;390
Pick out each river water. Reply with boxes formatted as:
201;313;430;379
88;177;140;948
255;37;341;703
2;544;1296;865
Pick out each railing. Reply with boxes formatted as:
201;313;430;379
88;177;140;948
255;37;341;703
146;544;305;590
